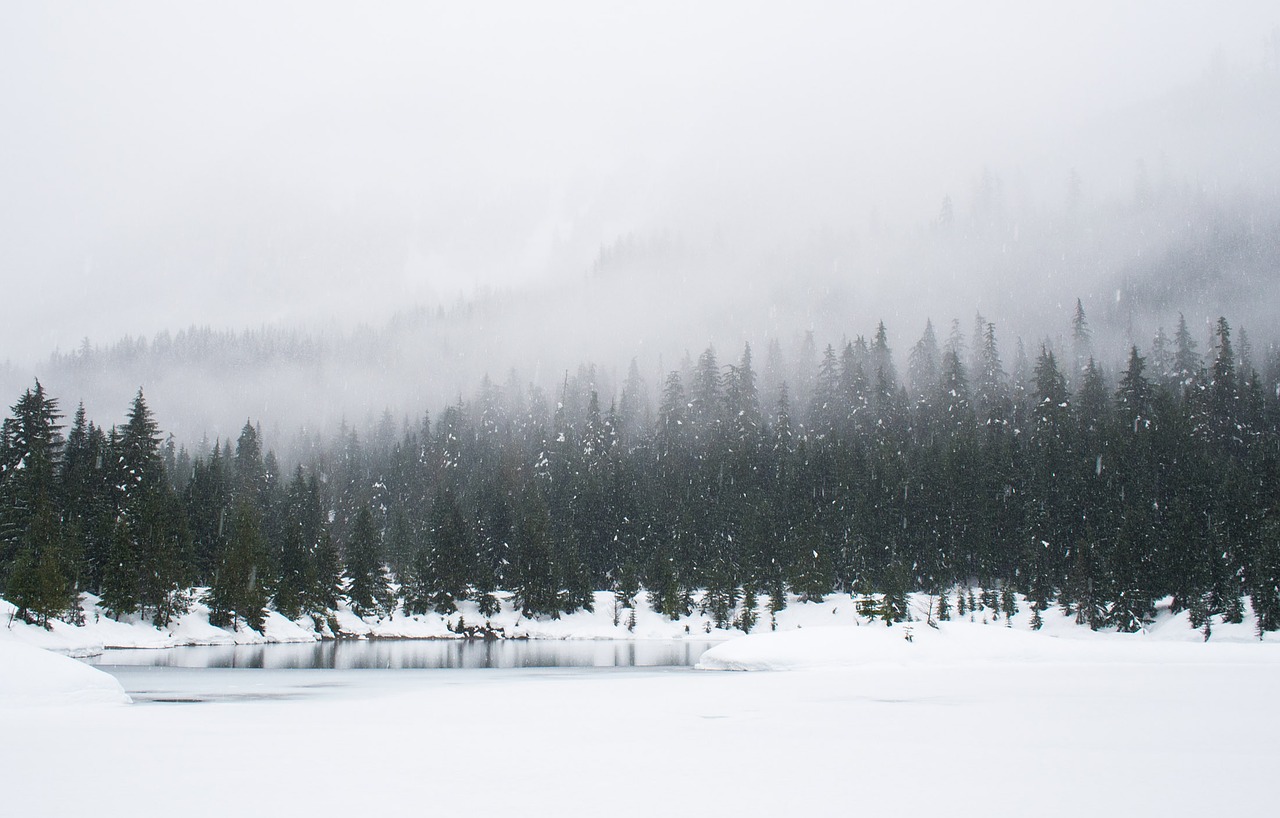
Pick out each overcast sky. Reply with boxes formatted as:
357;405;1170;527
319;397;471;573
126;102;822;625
2;1;1277;366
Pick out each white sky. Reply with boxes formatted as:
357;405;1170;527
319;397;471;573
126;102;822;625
1;1;1276;365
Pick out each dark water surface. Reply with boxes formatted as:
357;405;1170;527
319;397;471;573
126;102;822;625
85;638;720;670
82;639;723;705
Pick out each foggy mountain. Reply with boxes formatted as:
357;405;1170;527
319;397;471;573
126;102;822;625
2;3;1279;452
10;159;1280;455
8;14;1280;813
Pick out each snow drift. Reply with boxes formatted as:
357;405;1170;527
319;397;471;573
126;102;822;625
0;639;130;707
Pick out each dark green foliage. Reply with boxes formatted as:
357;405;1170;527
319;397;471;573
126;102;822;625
97;391;191;625
999;585;1017;621
272;467;322;620
308;530;345;613
0;382;73;625
935;587;951;622
737;585;758;633
881;564;911;624
509;487;563;618
345;507;392;618
612;561;641;610
477;591;502;619
205;498;269;631
99;520;139;619
647;551;689;621
6;539;76;628
6;307;1280;639
405;487;474;615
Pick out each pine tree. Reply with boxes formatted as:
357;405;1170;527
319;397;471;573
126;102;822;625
104;390;189;625
272;466;314;619
345;506;392;618
1173;313;1201;395
936;586;951;622
613;560;641;610
618;358;651;445
908;320;941;406
205;497;268;631
737;584;758;633
690;346;722;439
0;381;72;625
1207;316;1240;445
411;486;474;614
510;486;563;618
308;529;345;613
1071;298;1093;380
100;517;139;619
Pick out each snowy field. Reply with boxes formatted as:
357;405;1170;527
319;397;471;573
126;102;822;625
4;601;1280;818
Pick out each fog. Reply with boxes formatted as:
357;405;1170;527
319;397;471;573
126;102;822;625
2;2;1279;445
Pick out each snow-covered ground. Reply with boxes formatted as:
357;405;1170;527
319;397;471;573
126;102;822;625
1;589;749;655
3;591;1280;816
5;586;1277;658
0;639;130;708
3;614;1278;817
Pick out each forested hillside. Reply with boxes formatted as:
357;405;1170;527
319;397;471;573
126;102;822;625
16;167;1280;456
3;305;1278;639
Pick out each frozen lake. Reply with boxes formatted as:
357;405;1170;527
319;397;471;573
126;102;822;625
82;638;721;704
12;626;1280;817
84;638;720;670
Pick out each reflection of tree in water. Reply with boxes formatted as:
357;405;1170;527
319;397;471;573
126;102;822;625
91;639;719;670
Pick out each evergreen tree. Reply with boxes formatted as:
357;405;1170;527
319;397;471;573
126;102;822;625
104;390;190;625
412;487;474;614
308;529;345;613
0;382;75;625
272;466;315;619
908;320;941;405
1071;298;1093;379
205;497;268;631
1173;313;1201;394
973;322;1008;426
345;506;392;618
509;486;563;618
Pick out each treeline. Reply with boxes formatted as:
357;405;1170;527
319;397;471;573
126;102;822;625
3;306;1280;638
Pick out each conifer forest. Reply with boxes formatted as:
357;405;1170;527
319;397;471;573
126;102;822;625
4;305;1278;638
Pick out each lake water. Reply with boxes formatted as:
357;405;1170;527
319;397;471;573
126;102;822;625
83;639;724;704
85;638;720;670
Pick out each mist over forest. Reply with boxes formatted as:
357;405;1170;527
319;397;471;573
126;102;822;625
3;3;1280;455
9;11;1280;818
9;137;1280;457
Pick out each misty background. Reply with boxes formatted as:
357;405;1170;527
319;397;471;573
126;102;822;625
2;1;1279;450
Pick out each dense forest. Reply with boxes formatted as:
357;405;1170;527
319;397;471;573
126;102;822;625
3;304;1279;639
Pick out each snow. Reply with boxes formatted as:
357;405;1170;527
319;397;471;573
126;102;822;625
0;639;129;707
0;594;328;655
2;592;1280;816
4;588;1278;660
696;615;1280;671
0;589;752;654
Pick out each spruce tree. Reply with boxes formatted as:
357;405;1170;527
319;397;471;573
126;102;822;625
0;382;73;624
345;506;392;618
205;497;268;631
308;529;345;613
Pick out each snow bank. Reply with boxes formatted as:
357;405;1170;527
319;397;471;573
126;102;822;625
697;614;1280;672
315;590;744;641
0;639;130;707
1;594;321;656
692;619;1067;670
7;626;1280;818
5;587;1279;663
697;620;924;670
